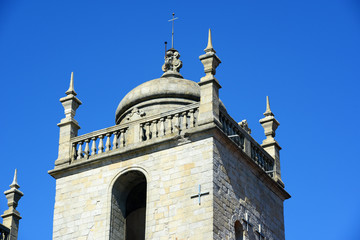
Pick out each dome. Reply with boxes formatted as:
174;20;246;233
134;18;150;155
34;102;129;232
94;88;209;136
115;48;226;124
115;77;200;124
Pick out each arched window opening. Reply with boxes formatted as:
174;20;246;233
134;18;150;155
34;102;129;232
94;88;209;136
110;171;147;240
235;220;244;240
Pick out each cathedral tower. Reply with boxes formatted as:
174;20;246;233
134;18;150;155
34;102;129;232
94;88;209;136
49;29;290;240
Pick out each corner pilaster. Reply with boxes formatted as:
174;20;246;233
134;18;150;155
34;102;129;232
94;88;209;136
55;72;82;167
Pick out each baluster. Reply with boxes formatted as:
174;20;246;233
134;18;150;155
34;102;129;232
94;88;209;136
91;137;97;156
77;141;83;159
72;143;77;161
265;157;269;172
181;111;188;129
256;150;260;165
139;123;144;141
113;131;119;150
152;120;158;138
222;116;226;132
167;115;173;133
105;133;111;152
98;135;104;153
227;120;231;136
224;119;228;135
233;129;239;145
219;115;225;131
223;118;226;134
145;122;151;140
119;129;125;147
159;118;165;136
240;134;244;149
84;139;90;159
189;109;195;127
173;114;180;132
251;144;254;159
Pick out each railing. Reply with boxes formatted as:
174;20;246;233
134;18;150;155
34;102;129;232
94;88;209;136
69;102;273;177
0;224;9;240
251;143;274;176
219;112;245;150
71;125;128;162
69;103;199;162
219;110;274;176
140;105;198;141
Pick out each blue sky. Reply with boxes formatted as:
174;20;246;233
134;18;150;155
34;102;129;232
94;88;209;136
0;0;359;239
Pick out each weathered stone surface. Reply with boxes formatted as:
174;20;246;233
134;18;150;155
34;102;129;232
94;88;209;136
52;138;214;240
51;32;289;240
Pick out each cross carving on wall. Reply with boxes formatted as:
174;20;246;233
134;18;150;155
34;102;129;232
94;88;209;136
190;185;209;205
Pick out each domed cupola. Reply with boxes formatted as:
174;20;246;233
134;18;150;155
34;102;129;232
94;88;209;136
115;48;201;125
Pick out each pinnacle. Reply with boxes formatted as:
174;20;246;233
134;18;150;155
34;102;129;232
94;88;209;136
65;72;77;96
10;169;20;189
264;96;274;117
204;29;216;53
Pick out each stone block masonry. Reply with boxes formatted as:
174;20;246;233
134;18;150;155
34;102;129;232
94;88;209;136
52;138;214;240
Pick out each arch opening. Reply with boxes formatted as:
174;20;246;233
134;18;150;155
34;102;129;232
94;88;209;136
110;170;147;240
235;220;244;240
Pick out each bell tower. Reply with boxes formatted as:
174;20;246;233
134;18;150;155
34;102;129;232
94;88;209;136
49;29;290;240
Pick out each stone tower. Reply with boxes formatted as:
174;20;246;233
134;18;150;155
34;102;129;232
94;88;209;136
49;30;290;240
1;169;24;240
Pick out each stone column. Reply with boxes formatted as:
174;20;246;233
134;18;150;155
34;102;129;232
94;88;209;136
259;96;284;186
1;169;23;240
55;72;82;167
197;29;222;127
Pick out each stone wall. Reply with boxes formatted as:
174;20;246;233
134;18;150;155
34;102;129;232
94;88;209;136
213;135;285;240
52;138;214;240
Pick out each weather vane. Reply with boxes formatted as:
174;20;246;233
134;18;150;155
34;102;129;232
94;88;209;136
168;13;178;49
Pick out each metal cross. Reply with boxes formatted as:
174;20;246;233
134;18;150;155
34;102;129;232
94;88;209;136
256;224;265;240
168;13;178;49
190;185;209;205
242;212;252;231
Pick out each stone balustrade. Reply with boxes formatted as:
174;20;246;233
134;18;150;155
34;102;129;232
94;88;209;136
0;224;9;240
140;105;199;141
71;125;128;162
70;104;199;163
251;143;275;176
69;103;274;178
220;111;245;150
219;110;275;177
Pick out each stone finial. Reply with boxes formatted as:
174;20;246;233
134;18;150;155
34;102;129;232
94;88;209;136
161;48;183;78
2;169;24;240
56;72;82;167
259;96;283;186
264;96;274;117
204;29;216;53
65;72;77;96
9;169;19;189
199;29;221;82
197;29;222;127
259;96;279;141
59;72;82;120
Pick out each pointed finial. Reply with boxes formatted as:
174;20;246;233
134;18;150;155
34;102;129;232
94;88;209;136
65;72;77;96
204;29;216;53
10;169;20;189
264;96;274;117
